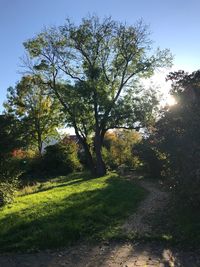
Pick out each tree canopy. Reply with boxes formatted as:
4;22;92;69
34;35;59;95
4;75;63;155
23;16;172;176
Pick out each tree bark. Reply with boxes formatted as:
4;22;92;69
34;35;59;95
94;133;106;177
81;140;96;175
35;117;43;156
73;126;96;175
37;131;43;156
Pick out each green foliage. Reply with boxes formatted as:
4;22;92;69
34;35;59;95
0;158;22;206
0;114;23;158
0;178;19;207
0;173;146;252
102;130;141;170
42;140;81;175
0;115;23;206
134;140;164;179
4;75;63;155
22;138;82;180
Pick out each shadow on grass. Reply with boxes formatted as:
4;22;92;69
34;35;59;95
51;171;94;182
21;178;85;196
0;176;145;252
20;171;93;187
19;171;94;196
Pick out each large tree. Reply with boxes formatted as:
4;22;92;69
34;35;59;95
23;16;172;176
4;75;62;155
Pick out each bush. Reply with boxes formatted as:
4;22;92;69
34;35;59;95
42;140;82;175
19;139;82;182
134;141;164;179
0;180;18;206
0;159;20;206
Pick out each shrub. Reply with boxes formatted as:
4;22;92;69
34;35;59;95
0;159;20;206
42;140;82;175
0;180;18;206
134;141;164;179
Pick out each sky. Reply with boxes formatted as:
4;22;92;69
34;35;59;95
1;0;200;111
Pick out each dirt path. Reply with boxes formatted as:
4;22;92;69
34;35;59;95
122;178;170;235
0;178;199;267
0;241;199;267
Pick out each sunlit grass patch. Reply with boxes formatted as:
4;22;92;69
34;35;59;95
0;172;146;252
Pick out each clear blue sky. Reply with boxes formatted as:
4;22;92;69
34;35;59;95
1;0;200;111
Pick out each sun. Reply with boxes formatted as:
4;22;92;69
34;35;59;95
166;95;177;106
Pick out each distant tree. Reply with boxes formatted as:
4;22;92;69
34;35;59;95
103;129;141;169
4;75;63;155
23;16;172;176
42;137;81;175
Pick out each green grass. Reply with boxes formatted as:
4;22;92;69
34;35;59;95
147;197;200;248
0;172;146;252
169;203;200;247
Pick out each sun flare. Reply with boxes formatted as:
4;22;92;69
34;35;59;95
166;95;177;106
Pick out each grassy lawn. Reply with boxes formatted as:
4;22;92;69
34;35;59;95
0;172;146;252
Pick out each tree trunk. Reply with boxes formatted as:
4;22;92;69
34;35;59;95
35;117;43;156
94;133;106;177
81;140;96;175
74;128;96;175
36;129;43;156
